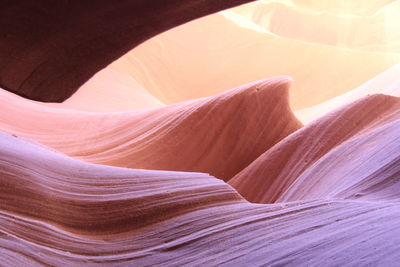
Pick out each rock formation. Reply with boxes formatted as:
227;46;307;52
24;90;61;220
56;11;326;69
1;1;400;266
0;0;255;101
120;8;400;109
0;77;301;181
2;131;400;265
230;94;400;203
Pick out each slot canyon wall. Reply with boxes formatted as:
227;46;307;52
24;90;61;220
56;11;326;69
1;0;400;266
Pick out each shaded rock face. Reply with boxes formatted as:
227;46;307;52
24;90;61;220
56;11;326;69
2;121;400;266
0;0;254;102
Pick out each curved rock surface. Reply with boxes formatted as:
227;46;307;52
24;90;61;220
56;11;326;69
47;65;164;112
2;1;400;266
296;64;400;123
0;76;301;181
290;0;394;15
279;117;400;202
2;131;400;266
124;10;400;109
235;1;400;52
230;94;400;203
0;0;255;102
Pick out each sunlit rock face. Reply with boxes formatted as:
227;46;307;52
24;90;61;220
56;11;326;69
290;0;394;15
296;64;400;123
2;0;400;266
112;0;400;110
46;65;164;112
0;0;254;102
237;1;400;52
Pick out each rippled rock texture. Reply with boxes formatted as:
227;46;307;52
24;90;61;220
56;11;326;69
1;0;400;266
